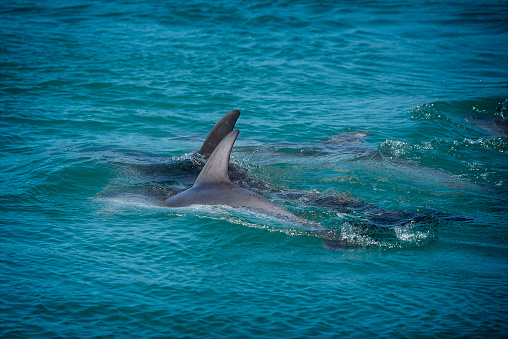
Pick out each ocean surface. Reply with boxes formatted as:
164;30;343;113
1;0;508;337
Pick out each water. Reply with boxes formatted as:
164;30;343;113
1;0;508;337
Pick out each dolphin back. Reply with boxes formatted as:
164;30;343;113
166;129;297;219
195;130;239;185
198;110;240;159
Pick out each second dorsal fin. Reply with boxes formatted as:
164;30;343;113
195;130;239;185
198;109;240;159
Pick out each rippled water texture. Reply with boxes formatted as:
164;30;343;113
1;0;508;337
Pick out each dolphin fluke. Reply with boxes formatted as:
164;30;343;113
166;130;297;218
198;109;240;159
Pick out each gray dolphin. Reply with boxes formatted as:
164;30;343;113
165;130;297;218
198;109;240;159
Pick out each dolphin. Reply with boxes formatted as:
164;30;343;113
465;99;508;137
198;109;240;159
165;130;298;218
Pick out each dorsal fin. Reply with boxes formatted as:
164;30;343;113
195;130;239;185
198;109;240;159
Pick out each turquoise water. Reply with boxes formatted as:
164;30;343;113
1;0;508;337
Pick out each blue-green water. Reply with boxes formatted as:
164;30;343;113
1;0;508;337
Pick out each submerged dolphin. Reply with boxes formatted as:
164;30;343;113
165;130;297;218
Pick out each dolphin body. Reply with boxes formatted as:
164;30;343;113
198;109;240;159
465;99;508;137
119;109;448;249
165;129;298;219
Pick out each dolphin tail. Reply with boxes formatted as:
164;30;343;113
198;109;240;159
195;130;239;185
